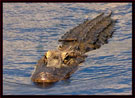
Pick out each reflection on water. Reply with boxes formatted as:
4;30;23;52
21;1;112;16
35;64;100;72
3;3;132;95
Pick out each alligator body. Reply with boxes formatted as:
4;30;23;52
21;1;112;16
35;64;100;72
31;11;115;83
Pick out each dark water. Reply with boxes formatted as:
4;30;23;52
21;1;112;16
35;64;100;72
3;3;132;95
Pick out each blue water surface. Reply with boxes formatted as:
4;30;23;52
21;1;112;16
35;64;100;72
3;3;132;95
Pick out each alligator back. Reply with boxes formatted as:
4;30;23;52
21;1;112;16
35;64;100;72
58;12;115;53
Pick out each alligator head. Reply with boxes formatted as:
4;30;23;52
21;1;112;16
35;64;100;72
31;50;86;83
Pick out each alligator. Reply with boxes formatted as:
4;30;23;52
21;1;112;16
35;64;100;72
31;11;116;83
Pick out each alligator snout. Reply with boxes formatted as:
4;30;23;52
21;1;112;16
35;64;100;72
31;71;60;83
31;56;62;83
31;50;86;83
31;61;78;83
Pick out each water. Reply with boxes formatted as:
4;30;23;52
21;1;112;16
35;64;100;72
3;3;132;95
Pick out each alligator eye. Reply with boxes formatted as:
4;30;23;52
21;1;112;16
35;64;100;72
44;52;47;59
61;52;68;60
43;55;47;64
64;56;70;60
44;55;47;59
63;56;71;64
